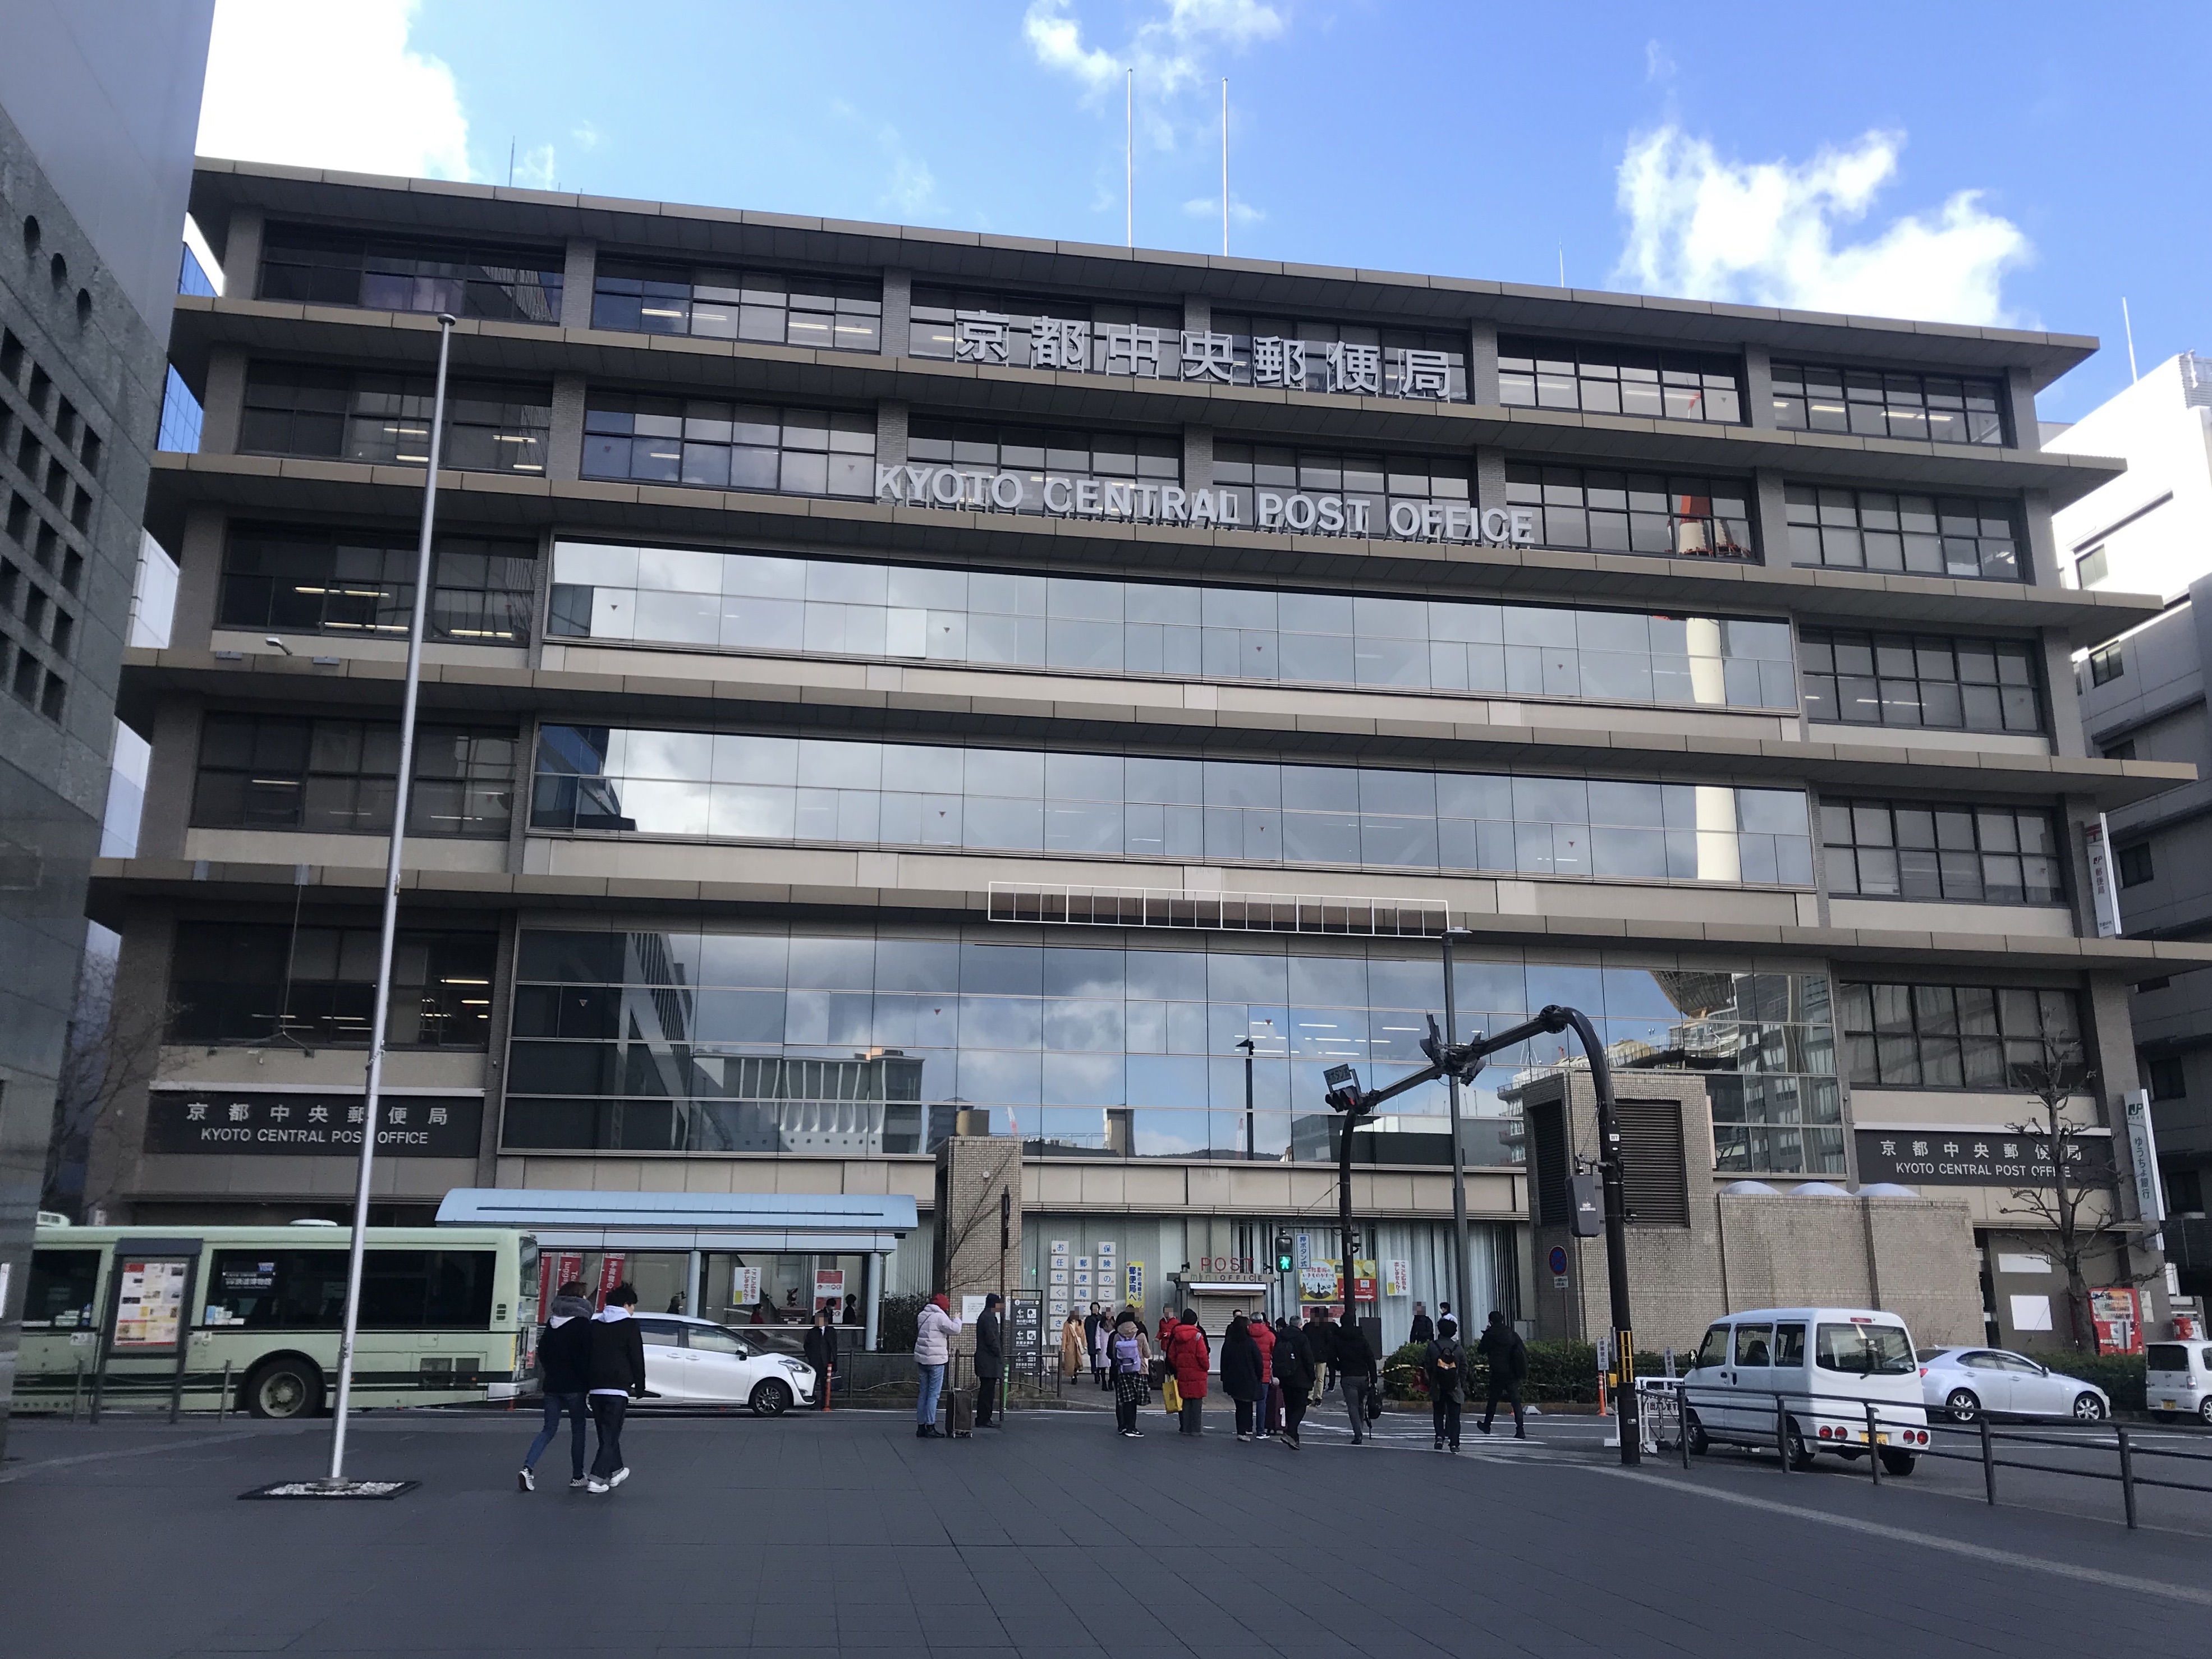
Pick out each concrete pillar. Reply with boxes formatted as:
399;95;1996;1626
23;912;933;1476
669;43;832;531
547;373;586;485
1183;293;1210;334
876;399;908;470
559;237;596;329
135;695;201;860
168;503;226;650
198;344;247;457
1474;447;1507;514
219;208;264;300
863;1252;884;1352
880;268;911;359
1749;468;1792;568
1466;320;1499;407
2021;489;2063;589
1741;344;1775;430
2004;365;2041;453
1181;424;1212;493
686;1249;703;1316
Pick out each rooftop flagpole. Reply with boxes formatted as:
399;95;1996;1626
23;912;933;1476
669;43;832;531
1220;78;1229;257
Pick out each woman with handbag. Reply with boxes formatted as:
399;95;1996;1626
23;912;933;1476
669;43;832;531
1058;1310;1087;1387
1165;1309;1210;1435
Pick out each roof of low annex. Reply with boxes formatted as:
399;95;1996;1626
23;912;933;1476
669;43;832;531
187;158;2100;392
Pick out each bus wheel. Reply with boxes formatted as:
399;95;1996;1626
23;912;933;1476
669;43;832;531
750;1379;792;1418
245;1357;324;1419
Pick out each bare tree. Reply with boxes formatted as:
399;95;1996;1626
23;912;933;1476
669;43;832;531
58;951;180;1224
2000;1041;2156;1353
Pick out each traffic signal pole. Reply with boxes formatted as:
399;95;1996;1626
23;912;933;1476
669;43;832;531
1326;1001;1638;1465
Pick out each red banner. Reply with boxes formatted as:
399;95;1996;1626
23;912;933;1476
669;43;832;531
596;1253;627;1309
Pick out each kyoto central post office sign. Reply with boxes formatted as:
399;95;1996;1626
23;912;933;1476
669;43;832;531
145;1089;483;1157
874;465;1537;546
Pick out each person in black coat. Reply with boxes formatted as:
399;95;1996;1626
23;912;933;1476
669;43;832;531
1334;1320;1379;1445
803;1308;838;1412
1425;1316;1467;1453
1219;1314;1264;1442
518;1279;595;1491
585;1284;648;1492
1270;1317;1315;1450
1408;1303;1435;1346
1476;1309;1529;1439
974;1293;1004;1427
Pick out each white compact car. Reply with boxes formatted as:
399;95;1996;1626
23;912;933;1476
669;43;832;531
1682;1307;1933;1474
2146;1341;2212;1425
1916;1346;2109;1423
628;1315;816;1414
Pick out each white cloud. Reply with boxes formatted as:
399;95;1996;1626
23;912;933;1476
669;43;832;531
513;143;558;192
197;0;472;181
1612;125;2031;326
883;136;938;217
571;121;604;152
1644;39;1676;82
1024;0;1121;91
1182;195;1264;226
1024;0;1284;103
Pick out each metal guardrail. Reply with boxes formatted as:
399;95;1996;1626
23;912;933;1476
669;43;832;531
1649;1378;2212;1529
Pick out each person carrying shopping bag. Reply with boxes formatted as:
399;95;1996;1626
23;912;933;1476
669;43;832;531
1164;1309;1210;1435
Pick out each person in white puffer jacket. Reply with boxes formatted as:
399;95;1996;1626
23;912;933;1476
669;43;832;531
914;1291;961;1439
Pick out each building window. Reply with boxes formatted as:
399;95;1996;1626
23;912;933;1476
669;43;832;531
258;227;563;324
581;395;874;495
1798;628;2041;733
501;924;1833;1163
2117;841;2154;888
218;525;539;646
1821;801;2062;904
167;921;497;1047
2076;545;2110;589
1499;338;1741;422
1211;442;1464;528
530;727;1814;885
591;261;880;351
1784;485;2020;582
1770;363;2005;446
157;365;202;453
545;539;1802;708
2103;739;2136;762
1504;463;1752;561
2088;643;2124;686
910;287;1181;371
240;364;550;476
192;713;515;838
2147;1055;2186;1101
178;242;218;299
1836;982;2081;1088
906;418;1180;508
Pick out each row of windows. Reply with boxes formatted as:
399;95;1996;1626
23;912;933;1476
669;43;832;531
241;365;550;476
530;726;1815;885
1770;362;2004;447
581;396;874;496
1836;982;2080;1090
1498;339;1741;424
1503;464;1752;561
1821;801;2061;906
218;527;538;645
259;230;563;324
193;714;516;838
1798;629;2042;734
1784;485;2019;582
168;922;497;1047
545;539;1798;707
593;261;882;350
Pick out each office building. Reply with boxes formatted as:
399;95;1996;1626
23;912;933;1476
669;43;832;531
86;160;2204;1354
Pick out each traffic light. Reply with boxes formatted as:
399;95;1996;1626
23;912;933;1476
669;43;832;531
1323;1062;1364;1113
1274;1233;1294;1273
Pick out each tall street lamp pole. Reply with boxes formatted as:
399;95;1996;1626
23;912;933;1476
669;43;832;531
1442;926;1475;1328
325;314;457;1486
1236;1035;1255;1160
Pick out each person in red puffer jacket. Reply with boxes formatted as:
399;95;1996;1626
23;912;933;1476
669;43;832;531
1248;1312;1277;1439
1165;1309;1210;1436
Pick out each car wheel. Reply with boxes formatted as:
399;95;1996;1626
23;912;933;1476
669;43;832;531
1784;1421;1816;1472
750;1378;792;1417
2072;1393;2108;1422
1944;1388;1981;1424
245;1356;323;1419
1878;1448;1917;1477
2200;1396;2212;1428
1684;1408;1709;1456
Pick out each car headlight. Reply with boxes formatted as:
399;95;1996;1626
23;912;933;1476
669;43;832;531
779;1358;810;1374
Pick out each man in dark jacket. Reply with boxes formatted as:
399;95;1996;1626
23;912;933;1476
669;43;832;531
1271;1317;1315;1450
803;1308;838;1412
1425;1315;1467;1453
519;1279;595;1491
1476;1309;1529;1439
1408;1302;1434;1346
974;1293;1004;1427
585;1283;648;1492
1334;1318;1378;1445
1305;1306;1339;1391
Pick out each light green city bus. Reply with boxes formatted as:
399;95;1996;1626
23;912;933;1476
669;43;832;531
16;1221;539;1418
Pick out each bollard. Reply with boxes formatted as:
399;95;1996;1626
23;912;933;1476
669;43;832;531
169;1361;186;1424
220;1361;232;1422
1775;1394;1790;1473
1865;1402;1881;1486
2118;1427;2137;1531
70;1359;83;1424
1980;1411;1997;1506
1679;1389;1691;1470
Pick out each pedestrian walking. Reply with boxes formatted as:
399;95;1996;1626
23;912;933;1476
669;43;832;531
974;1293;1004;1428
1305;1304;1339;1393
1165;1309;1210;1435
843;1293;860;1326
1272;1316;1314;1450
584;1283;646;1493
1249;1312;1277;1439
1476;1309;1529;1439
518;1277;595;1491
914;1290;960;1439
803;1307;838;1412
1426;1315;1466;1451
1220;1313;1264;1441
1059;1308;1087;1386
1408;1302;1434;1346
1109;1311;1151;1439
1335;1316;1378;1445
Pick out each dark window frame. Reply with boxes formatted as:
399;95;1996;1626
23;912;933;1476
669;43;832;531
593;259;880;351
239;362;550;477
1772;361;2006;447
1785;483;2021;583
581;394;874;496
1822;798;2063;905
1837;981;2082;1090
1798;628;2043;734
258;227;563;324
191;711;516;839
167;920;498;1049
1499;337;1742;424
217;524;539;647
1505;462;1754;563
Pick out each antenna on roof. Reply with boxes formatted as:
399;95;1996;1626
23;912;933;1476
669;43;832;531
1126;68;1133;250
508;138;515;189
1558;245;1566;289
2122;297;2139;383
1220;78;1229;258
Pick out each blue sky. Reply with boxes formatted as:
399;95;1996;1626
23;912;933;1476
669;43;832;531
198;1;2210;419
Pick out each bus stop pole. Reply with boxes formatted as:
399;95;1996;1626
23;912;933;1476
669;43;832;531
326;315;456;1484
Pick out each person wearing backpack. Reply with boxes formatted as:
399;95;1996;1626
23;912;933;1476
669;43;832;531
1108;1311;1151;1439
1334;1317;1378;1445
1425;1315;1467;1453
1476;1309;1529;1439
1270;1316;1314;1450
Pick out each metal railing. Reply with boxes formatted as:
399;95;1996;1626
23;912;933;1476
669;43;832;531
1649;1378;2212;1529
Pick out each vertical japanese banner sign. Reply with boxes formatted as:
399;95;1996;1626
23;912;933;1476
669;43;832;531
596;1253;627;1309
2083;817;2122;939
1126;1261;1143;1306
2124;1089;2163;1240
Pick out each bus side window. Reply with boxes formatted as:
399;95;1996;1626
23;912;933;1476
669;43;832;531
25;1250;100;1327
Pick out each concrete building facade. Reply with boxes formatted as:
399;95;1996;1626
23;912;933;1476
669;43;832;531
0;0;212;1445
84;160;2207;1360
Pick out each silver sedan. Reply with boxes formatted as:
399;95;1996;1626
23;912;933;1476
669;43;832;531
1917;1346;2110;1423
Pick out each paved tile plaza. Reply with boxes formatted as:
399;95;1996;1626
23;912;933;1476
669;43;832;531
4;1406;2209;1657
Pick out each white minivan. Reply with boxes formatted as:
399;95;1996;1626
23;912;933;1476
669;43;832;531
1682;1307;1933;1474
2145;1341;2212;1425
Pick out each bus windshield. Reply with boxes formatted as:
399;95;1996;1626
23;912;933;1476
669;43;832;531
1816;1322;1916;1376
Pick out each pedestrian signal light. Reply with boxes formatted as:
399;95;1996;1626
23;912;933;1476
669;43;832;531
1274;1233;1294;1273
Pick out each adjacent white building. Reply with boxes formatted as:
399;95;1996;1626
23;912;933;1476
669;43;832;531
2049;353;2212;599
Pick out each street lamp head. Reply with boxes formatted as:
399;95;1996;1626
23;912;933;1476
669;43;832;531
1444;926;1476;940
1235;1036;1255;1055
